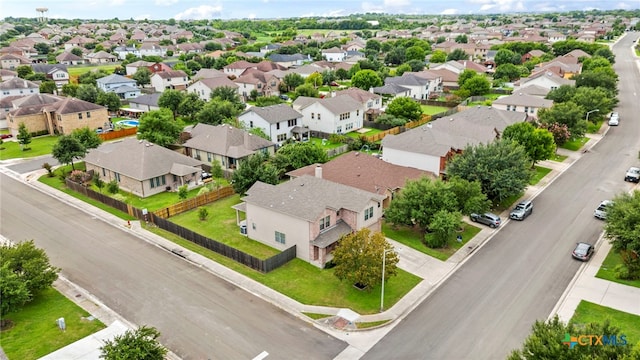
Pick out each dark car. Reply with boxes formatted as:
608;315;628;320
470;212;501;228
572;242;594;261
509;200;533;221
279;94;290;101
0;133;13;139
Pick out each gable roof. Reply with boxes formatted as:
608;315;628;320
371;83;411;95
153;70;188;79
183;123;275;158
334;87;381;104
382;106;526;157
43;97;106;114
492;93;553;108
293;95;362;114
192;68;226;80
84;138;203;181
243;175;385;222
287;151;433;193
0;77;40;90
239;104;303;125
193;76;238;90
56;51;84;62
97;73;136;85
130;93;161;106
385;73;430;87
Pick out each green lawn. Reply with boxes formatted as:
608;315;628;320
345;128;383;139
67;64;119;76
420;104;450;115
168;194;280;259
0;136;59;160
531;166;552;185
144;224;421;314
382;221;481;261
551;154;568;162
0;287;105;360
595;248;640;288
561;137;589;151
309;137;346;150
571;300;640;346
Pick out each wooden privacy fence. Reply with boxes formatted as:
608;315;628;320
153;186;234;219
151;214;298;273
64;179;295;272
98;127;138;141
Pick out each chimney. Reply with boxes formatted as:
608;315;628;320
315;165;322;179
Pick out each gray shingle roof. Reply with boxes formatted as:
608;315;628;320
243;175;385;222
239;104;302;125
385;73;430;86
293;95;362;114
130;93;161;106
492;93;553;108
84;138;203;181
183;123;275;158
371;83;411;95
97;74;136;85
382;106;527;156
0;77;39;90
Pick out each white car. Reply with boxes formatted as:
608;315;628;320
594;200;613;220
608;112;619;126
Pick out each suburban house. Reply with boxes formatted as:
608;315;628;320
187;76;239;101
85;50;117;64
0;69;18;81
113;46;141;60
150;70;189;92
192;68;226;81
139;43;167;58
84;138;205;198
238;174;386;268
125;60;156;76
223;60;256;77
0;78;40;99
6;96;108;136
96;74;141;100
292;95;364;135
517;70;575;91
371;83;412;100
384;73;433;100
268;53;307;68
182;123;277;171
332;87;383;121
287;151;432;208
238;104;304;145
55;51;86;65
31;64;70;88
126;93;161;113
381;106;527;176
0;53;29;70
491;93;553;118
234;68;281;100
321;47;347;62
510;84;550;98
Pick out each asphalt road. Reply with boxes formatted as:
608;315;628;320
0;174;347;360
363;33;640;360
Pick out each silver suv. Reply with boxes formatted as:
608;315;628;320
594;200;612;220
509;200;533;220
470;212;501;228
624;167;640;183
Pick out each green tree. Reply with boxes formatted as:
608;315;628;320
178;184;188;200
446;139;532;203
493;63;521;82
427;210;462;248
76;84;99;103
406;59;426;72
375;113;407;127
446;48;468;61
460;75;490;96
545;84;577;103
70;47;84;57
351;69;382;91
574;70;618;94
385;97;423;121
494;48;521;66
178;92;205;121
62;83;79;97
405;46;425;62
196;99;243;126
508;315;631;360
248;127;270;141
132;67;151;87
39;81;56;94
457;69;477;88
503;122;556;167
211;86;244;110
538;101;586;139
16;123;32;151
0;263;31;326
455;34;468;43
137;109;183;147
52;135;85;170
231;152;279;195
447;177;491;215
16;65;33;79
294;83;320;98
571;87;615;122
158;89;185;121
100;326;167;360
71;127;102;153
394;63;412;77
283;73;305;92
540;122;571;147
271;142;328;175
332;228;398;291
604;191;640;279
97;91;121;112
254;95;284;107
429;50;447;63
305;72;323;88
210;159;224;179
593;47;615;64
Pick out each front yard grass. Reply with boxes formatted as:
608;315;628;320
144;224;421;314
0;135;59;160
550;153;568;162
561;137;589;151
571;300;640;346
309;137;346;150
382;221;481;261
0;287;106;360
531;165;552;185
596;248;640;289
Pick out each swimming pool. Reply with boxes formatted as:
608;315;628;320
117;119;139;127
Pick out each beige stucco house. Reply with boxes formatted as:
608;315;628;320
238;175;386;268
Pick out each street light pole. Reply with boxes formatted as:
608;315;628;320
380;248;392;313
586;109;599;122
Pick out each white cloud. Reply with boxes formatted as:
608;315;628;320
441;8;459;14
134;14;152;20
361;2;385;13
383;0;411;6
470;0;527;12
174;5;223;20
155;0;179;5
616;2;631;9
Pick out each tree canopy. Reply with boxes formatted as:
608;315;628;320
158;90;184;121
51;135;85;170
604;191;640;280
231;152;279;195
100;326;167;360
446;139;532;203
70;127;102;153
385;97;423;121
137;109;183;147
502;122;556;167
132;67;151;87
270;141;328;176
332;228;398;292
537;101;586;139
351;69;383;90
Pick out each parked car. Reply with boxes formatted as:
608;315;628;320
470;212;501;228
509;200;533;221
572;242;594;261
624;167;640;183
608;112;619;126
279;94;289;101
0;133;13;139
201;171;212;180
594;200;613;220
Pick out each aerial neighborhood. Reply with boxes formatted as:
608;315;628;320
1;7;640;359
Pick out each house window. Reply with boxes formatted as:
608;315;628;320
524;107;529;113
102;168;106;176
319;215;330;231
114;172;121;182
276;122;280;130
86;112;91;118
275;231;286;244
345;123;353;131
150;175;166;188
318;113;321;120
336;126;342;133
506;105;511;111
78;112;83;119
311;113;314;119
277;133;287;142
357;110;360;116
512;106;517;111
249;121;253;128
364;206;374;220
287;119;296;127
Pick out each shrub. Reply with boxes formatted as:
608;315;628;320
107;179;119;194
197;186;211;196
198;207;209;221
42;162;54;177
178;185;188;200
69;170;85;183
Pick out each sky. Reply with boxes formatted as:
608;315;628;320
1;0;637;21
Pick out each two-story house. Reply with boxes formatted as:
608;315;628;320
239;174;386;268
187;76;239;101
491;93;553;119
150;70;189;92
384;73;432;100
238;104;304;145
96;74;141;100
55;51;86;65
321;47;347;62
31;64;70;89
0;78;40;99
234;69;281;100
292;95;364;135
333;87;383;121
